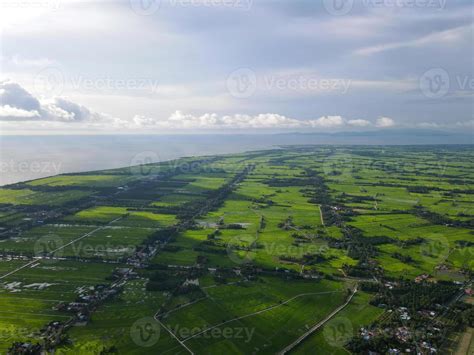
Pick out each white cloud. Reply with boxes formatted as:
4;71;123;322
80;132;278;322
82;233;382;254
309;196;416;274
0;80;109;122
417;120;474;129
133;111;302;129
376;116;395;128
348;119;371;127
307;115;344;128
131;112;385;130
221;113;301;128
0;80;41;112
1;55;56;69
11;81;473;133
0;105;40;119
354;25;471;56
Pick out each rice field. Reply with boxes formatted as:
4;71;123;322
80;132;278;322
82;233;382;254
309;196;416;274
0;145;472;354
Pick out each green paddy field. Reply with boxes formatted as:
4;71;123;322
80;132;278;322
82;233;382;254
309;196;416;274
0;146;472;354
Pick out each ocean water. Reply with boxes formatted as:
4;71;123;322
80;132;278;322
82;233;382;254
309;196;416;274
0;135;277;186
0;132;471;186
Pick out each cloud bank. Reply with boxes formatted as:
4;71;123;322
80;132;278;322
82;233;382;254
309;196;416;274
0;80;107;123
132;112;392;130
1;81;471;133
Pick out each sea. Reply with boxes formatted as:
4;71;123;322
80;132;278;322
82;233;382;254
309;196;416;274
1;131;472;186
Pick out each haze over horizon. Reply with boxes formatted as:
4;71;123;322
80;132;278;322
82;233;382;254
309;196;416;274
0;0;472;135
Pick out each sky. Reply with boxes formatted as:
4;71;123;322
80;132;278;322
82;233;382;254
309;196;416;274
0;0;472;134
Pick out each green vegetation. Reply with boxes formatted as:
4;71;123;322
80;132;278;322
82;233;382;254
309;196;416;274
0;146;472;354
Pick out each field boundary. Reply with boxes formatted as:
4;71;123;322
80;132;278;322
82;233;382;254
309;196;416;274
278;286;358;355
0;216;123;281
176;290;342;343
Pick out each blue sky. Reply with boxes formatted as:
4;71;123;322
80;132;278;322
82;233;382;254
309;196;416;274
0;0;472;134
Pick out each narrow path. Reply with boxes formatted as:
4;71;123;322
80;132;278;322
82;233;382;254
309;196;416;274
154;314;194;354
278;286;358;355
318;205;325;226
455;327;473;355
0;216;123;280
156;296;208;318
181;291;342;343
